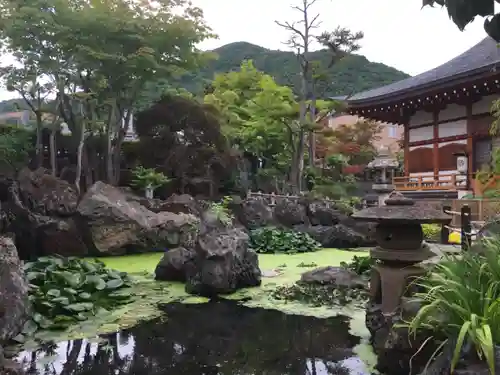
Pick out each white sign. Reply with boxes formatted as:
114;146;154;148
456;155;468;174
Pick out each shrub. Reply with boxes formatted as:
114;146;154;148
209;195;233;225
18;256;133;341
249;227;321;254
130;166;169;192
340;255;375;276
407;236;500;374
422;223;441;242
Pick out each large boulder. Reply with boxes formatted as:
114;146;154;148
306;200;343;226
162;194;200;215
300;266;366;289
185;226;262;296
77;182;199;255
0;236;30;344
3;168;87;259
16;167;78;216
236;197;273;229
293;224;372;249
122;191;200;215
273;200;308;227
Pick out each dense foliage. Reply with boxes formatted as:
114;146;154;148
249;227;321;254
408;237;500;374
0;0;213;188
422;224;441;242
423;0;500;41
178;42;410;96
17;256;132;341
0;125;34;173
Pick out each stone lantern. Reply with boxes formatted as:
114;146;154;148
352;192;451;315
366;146;399;206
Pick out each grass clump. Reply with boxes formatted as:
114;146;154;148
407;236;500;374
16;256;133;343
249;226;321;254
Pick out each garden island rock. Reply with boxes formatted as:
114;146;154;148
0;236;29;374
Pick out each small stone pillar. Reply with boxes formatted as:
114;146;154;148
352;192;451;315
367;147;399;206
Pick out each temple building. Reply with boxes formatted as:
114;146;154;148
347;37;500;198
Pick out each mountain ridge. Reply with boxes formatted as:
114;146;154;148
177;41;411;97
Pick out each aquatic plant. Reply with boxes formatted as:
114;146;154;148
249;226;321;254
340;255;374;276
17;256;133;342
271;282;367;308
407;236;500;374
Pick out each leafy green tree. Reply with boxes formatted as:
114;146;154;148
0;65;54;168
423;0;500;41
0;0;213;188
205;60;334;192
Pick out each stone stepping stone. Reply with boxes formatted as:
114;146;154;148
261;269;282;278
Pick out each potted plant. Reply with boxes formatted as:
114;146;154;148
130;166;170;199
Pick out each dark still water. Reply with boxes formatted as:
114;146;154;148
18;300;373;375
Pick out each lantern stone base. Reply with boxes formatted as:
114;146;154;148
366;302;438;375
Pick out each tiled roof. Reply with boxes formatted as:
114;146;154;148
349;37;500;104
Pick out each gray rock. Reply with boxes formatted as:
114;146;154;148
155;247;194;282
16;167;78;217
77;182;199;255
0;236;30;344
185;227;261;296
3;168;86;258
307;200;343;226
236;197;273;229
273;200;308;227
293;224;371;249
300;266;366;289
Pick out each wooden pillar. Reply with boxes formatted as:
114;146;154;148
466;104;474;190
433;111;439;178
404;124;410;177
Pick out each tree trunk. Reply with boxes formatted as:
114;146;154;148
49;129;57;176
105;123;113;184
308;92;317;167
82;144;92;190
35;112;43;168
75;123;85;196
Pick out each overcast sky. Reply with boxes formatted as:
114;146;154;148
0;0;493;100
193;0;490;75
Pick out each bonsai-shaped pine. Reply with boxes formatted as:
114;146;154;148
130;166;170;198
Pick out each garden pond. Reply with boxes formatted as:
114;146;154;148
13;249;379;375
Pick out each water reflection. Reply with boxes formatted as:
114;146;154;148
18;300;372;375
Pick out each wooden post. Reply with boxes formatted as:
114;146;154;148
441;205;451;244
270;192;276;206
461;205;472;251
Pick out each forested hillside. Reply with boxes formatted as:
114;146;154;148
177;41;410;97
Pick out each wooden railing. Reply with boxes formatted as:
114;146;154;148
393;173;467;191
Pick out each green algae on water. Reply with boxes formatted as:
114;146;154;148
22;249;369;347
